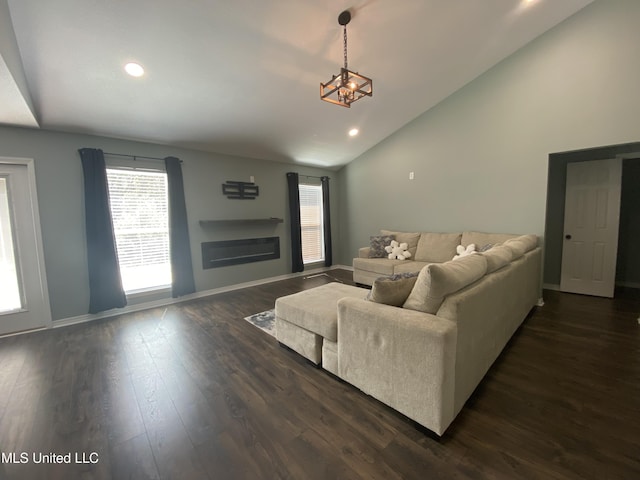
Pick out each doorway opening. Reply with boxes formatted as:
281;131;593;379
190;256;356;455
0;158;51;336
543;141;640;297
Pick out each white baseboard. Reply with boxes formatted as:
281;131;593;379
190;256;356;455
543;282;640;294
53;264;353;330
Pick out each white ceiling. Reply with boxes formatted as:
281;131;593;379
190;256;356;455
2;0;593;169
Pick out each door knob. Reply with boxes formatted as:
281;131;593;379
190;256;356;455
565;234;572;240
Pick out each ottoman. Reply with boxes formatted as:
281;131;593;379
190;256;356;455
275;282;367;374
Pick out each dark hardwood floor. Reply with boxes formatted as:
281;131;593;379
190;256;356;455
0;269;639;479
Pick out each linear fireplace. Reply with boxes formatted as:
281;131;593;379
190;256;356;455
201;237;280;269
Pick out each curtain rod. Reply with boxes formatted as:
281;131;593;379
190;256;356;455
103;152;182;163
299;174;328;180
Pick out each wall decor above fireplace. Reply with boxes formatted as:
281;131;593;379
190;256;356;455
222;181;259;199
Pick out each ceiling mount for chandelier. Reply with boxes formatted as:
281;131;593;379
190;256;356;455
320;10;373;108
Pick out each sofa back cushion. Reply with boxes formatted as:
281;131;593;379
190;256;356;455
481;245;513;273
503;234;538;259
403;254;488;314
461;231;519;249
380;230;421;257
367;272;420;307
414;232;462;262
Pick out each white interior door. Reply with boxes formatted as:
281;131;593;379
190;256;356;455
560;158;622;298
0;158;51;335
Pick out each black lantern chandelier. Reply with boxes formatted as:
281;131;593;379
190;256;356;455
320;10;373;108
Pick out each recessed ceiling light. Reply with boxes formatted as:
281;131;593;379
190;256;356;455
348;128;359;137
124;62;145;77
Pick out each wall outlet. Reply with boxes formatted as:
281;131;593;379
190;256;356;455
409;172;415;180
250;175;255;183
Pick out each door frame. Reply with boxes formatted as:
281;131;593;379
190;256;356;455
0;156;51;335
543;142;640;292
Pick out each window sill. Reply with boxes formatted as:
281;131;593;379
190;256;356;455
125;285;172;299
303;260;326;269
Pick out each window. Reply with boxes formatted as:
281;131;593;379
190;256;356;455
299;183;324;264
106;168;171;293
0;177;22;312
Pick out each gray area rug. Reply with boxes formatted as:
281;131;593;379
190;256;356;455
243;309;276;338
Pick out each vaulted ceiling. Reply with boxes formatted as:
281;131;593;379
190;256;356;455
1;0;593;169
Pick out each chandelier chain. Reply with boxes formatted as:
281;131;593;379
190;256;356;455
343;25;348;71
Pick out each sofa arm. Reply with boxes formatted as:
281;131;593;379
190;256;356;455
337;298;457;435
358;246;371;258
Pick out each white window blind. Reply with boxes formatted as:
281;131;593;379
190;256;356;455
106;168;171;293
299;183;324;264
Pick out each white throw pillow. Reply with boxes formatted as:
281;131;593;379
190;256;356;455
380;230;421;258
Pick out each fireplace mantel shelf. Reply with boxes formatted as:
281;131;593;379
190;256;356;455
199;218;283;227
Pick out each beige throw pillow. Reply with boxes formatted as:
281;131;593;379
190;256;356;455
403;255;488;314
367;272;420;307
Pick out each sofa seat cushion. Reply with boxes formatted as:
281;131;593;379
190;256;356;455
403;254;488;314
414;232;462;262
275;283;367;342
380;230;421;258
353;257;407;276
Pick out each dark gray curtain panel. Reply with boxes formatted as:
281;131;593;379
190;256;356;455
287;172;304;273
321;176;332;267
164;157;196;297
79;148;127;313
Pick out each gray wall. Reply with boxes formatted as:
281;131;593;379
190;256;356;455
0;125;339;321
337;0;640;265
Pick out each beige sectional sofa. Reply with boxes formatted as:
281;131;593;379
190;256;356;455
275;230;542;436
353;230;521;286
